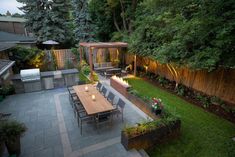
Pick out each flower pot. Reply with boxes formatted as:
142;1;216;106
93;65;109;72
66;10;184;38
0;141;5;157
5;136;21;157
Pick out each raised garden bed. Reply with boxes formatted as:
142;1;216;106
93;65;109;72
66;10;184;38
127;92;157;119
121;119;181;150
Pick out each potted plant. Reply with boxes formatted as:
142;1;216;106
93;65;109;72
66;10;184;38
0;135;5;157
0;120;27;157
151;98;164;115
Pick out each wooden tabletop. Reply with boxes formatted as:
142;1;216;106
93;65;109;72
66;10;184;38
73;84;114;115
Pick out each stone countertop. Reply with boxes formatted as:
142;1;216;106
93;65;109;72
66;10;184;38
12;69;79;80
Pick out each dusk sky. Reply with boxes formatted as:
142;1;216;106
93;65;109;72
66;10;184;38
0;0;23;14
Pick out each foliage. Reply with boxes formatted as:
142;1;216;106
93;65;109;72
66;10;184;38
126;77;235;157
0;85;15;97
123;108;179;138
81;65;91;76
157;76;168;87
71;47;80;61
9;46;41;72
89;0;116;41
128;0;235;71
175;84;185;96
72;0;94;42
196;94;211;108
89;0;140;41
0;120;27;143
17;0;72;44
65;59;74;69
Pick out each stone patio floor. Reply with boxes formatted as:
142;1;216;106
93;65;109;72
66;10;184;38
0;80;150;157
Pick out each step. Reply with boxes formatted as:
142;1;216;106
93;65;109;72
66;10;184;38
139;149;150;157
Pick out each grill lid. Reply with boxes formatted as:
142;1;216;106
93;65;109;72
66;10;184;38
20;69;40;82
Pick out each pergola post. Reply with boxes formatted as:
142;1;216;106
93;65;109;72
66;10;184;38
134;54;137;76
79;47;83;65
89;47;94;81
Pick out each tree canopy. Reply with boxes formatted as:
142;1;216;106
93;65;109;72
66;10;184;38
17;0;72;44
89;0;235;71
128;0;235;71
72;0;94;42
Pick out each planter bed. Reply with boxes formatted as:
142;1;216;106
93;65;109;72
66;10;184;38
121;119;181;150
127;93;157;119
142;77;235;124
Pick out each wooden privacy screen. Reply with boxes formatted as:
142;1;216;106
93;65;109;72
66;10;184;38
45;49;77;69
125;54;235;105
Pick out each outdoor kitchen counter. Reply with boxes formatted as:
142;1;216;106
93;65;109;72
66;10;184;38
12;69;79;80
12;69;79;93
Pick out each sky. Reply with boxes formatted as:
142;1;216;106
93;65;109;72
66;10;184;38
0;0;23;14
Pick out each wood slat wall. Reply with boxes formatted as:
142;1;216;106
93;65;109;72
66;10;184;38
46;49;77;69
125;54;235;105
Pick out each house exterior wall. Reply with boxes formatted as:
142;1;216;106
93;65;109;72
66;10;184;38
0;21;26;35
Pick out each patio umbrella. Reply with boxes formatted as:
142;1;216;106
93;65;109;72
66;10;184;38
42;40;59;45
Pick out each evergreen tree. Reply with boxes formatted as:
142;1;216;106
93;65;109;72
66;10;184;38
72;0;94;42
17;0;72;44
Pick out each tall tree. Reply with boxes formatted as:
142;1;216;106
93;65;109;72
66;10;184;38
72;0;94;42
17;0;72;44
89;0;115;41
129;0;235;71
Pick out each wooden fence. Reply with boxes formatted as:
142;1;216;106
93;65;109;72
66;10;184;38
125;54;235;105
45;49;77;69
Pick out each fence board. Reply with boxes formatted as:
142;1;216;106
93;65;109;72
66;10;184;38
46;49;77;69
125;54;235;104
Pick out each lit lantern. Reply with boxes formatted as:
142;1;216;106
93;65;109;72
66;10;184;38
92;95;96;101
85;85;88;92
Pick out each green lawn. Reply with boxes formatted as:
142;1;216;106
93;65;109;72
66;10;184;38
126;77;235;157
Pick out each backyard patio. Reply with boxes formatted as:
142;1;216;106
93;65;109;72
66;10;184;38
0;81;149;157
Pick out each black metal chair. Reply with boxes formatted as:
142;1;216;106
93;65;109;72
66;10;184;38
112;98;126;122
77;111;94;135
96;82;102;91
73;100;85;118
107;91;115;105
95;111;112;131
101;86;107;97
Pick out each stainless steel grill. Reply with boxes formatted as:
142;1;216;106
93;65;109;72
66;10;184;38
20;69;40;82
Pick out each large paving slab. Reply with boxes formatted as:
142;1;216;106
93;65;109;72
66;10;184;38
0;85;149;157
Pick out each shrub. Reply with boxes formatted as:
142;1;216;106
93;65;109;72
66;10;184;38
0;120;27;142
196;94;211;108
122;108;179;138
157;76;168;86
0;85;15;97
175;84;185;96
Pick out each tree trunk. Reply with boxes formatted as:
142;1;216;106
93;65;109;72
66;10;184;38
113;11;121;32
119;0;128;31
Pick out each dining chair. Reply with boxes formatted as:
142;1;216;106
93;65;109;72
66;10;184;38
107;91;115;105
101;86;107;97
73;100;85;118
77;111;94;135
112;98;126;122
95;111;112;131
96;82;102;91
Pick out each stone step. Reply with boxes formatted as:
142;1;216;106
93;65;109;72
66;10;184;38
139;149;150;157
127;149;142;157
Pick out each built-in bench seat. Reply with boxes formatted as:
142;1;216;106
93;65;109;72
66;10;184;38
94;62;113;71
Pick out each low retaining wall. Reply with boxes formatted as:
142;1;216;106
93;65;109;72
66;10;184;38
121;119;181;150
12;69;79;93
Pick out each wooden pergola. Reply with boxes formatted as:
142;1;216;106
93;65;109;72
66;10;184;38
79;42;136;81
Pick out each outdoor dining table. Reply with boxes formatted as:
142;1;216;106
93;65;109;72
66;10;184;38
72;84;114;115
